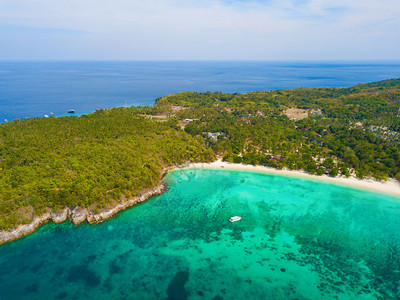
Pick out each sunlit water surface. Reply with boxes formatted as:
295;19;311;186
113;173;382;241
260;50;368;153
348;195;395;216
1;61;400;121
1;168;400;299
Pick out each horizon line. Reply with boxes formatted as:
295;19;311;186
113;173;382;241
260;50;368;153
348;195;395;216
0;59;400;64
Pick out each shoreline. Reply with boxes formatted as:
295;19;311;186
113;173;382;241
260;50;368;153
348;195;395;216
2;160;400;246
188;160;400;198
0;182;167;246
0;163;186;246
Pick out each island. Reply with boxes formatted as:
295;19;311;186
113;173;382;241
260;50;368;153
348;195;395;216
1;78;400;245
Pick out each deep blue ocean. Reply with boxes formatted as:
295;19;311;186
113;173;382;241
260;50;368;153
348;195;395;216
1;60;400;122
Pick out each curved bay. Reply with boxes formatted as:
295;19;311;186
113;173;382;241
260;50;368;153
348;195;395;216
1;168;400;299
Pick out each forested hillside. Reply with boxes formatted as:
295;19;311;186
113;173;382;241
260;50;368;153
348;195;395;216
0;107;214;229
1;78;400;230
156;78;400;180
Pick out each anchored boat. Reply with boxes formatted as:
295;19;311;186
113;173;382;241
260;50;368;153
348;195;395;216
229;216;242;222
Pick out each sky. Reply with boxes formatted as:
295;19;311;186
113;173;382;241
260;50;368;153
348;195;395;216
0;0;399;60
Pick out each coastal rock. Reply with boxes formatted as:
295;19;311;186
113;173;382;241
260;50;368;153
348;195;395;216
70;207;88;225
89;182;167;223
0;180;169;245
86;212;96;224
51;208;69;224
0;213;51;245
0;231;14;245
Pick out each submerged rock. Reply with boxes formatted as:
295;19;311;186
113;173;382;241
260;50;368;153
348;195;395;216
167;270;189;300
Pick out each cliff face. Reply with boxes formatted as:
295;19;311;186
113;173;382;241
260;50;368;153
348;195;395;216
0;182;167;246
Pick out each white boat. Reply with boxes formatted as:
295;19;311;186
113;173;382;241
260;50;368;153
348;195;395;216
229;216;242;222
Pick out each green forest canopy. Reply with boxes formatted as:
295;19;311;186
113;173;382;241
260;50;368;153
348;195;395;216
0;108;214;230
0;78;400;230
155;78;400;180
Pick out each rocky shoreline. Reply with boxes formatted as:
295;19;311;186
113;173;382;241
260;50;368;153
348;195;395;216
0;162;190;246
0;182;167;246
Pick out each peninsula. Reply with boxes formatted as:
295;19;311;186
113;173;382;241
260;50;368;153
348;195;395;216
1;78;400;245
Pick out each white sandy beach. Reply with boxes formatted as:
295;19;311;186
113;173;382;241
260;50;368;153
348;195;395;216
188;160;400;198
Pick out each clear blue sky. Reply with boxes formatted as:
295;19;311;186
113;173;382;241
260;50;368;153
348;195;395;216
0;0;399;60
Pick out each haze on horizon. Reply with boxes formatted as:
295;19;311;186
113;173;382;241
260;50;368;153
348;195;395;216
0;0;399;61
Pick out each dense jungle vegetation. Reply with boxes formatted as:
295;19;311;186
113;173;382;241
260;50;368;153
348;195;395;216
0;108;214;229
155;78;400;181
1;78;399;230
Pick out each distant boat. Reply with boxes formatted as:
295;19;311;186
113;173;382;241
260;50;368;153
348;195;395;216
67;110;75;113
177;180;182;183
229;216;242;222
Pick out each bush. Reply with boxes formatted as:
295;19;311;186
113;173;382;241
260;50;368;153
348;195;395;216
233;155;243;163
305;162;317;174
329;168;338;177
356;169;365;180
340;167;350;178
222;153;234;163
395;173;400;182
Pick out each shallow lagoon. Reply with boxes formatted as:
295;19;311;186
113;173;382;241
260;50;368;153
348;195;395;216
1;168;400;299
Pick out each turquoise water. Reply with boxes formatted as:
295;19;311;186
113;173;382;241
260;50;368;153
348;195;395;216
1;168;400;299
